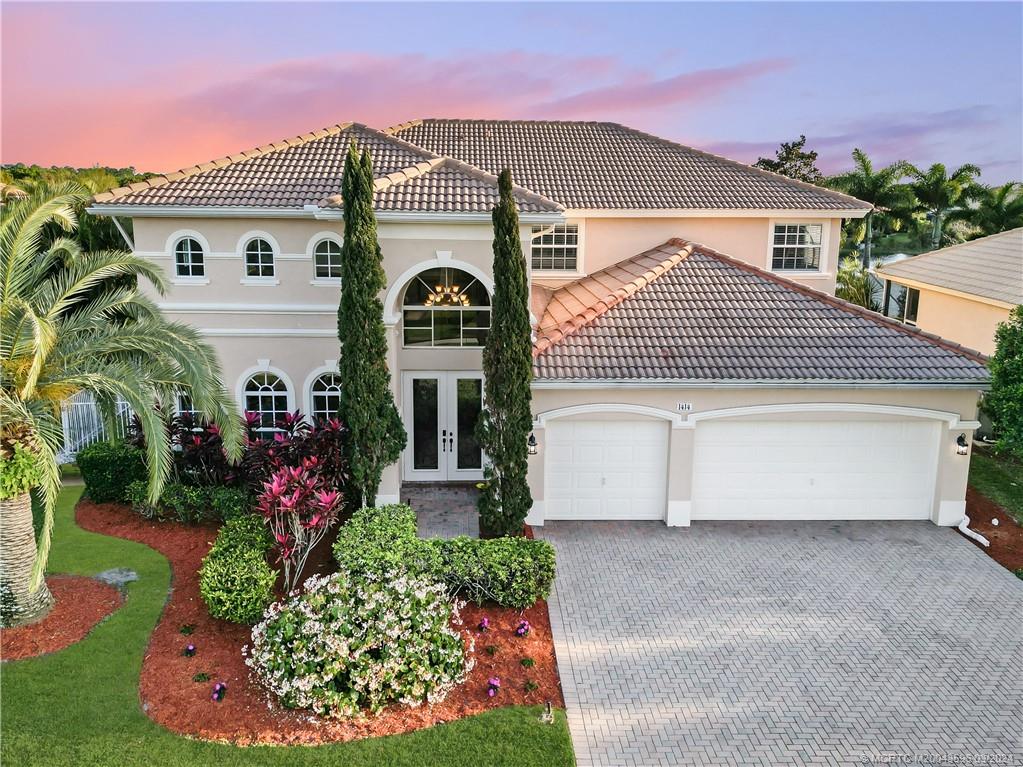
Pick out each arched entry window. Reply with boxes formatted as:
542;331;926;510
310;373;342;421
244;372;289;430
402;267;490;348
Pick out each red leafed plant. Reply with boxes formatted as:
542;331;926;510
256;458;342;592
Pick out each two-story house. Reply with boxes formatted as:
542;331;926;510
90;119;989;528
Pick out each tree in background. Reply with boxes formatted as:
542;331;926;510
828;149;912;266
835;256;881;312
336;143;405;509
908;162;981;249
983;305;1023;459
950;182;1023;239
753;136;824;184
0;184;241;626
476;170;533;537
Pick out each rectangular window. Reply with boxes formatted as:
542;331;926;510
882;282;920;325
903;287;920;325
771;223;822;271
531;224;579;271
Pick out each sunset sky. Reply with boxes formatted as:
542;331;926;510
3;1;1021;182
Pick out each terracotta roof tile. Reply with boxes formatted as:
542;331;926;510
532;239;989;384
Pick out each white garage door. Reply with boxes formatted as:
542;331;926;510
546;420;669;520
693;419;940;520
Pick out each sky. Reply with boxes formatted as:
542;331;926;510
2;1;1021;182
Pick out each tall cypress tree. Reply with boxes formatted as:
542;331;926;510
337;141;406;508
476;170;533;536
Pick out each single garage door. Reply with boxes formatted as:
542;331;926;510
546;419;669;520
692;419;940;520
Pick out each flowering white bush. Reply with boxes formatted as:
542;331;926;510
245;570;472;717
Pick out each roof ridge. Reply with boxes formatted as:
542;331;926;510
607;122;873;210
876;226;1023;272
93;122;356;203
433;157;565;212
382;118;424;135
534;239;694;355
691;241;991;364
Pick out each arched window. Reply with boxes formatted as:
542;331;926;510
174;237;205;277
310;373;342;421
244;372;289;430
402;267;490;348
244;238;275;278
314;239;342;279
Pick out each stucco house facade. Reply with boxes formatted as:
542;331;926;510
876;227;1022;357
90;119;989;528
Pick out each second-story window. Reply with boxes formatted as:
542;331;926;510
771;223;822;270
531;224;579;271
314;239;342;279
174;237;205;277
244;238;275;278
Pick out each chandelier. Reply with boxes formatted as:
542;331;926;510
424;279;472;306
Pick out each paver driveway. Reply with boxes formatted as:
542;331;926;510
540;520;1023;767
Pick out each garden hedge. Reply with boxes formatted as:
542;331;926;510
333;505;555;609
199;515;275;623
125;481;251;524
77;441;147;503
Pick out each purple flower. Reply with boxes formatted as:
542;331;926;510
183;643;196;657
486;676;501;697
211;682;227;702
515;620;531;637
477;617;490;633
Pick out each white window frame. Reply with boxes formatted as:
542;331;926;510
309;373;343;421
400;267;492;349
235;231;280;285
767;219;829;274
310;236;343;284
171;235;208;283
530;220;584;275
235;362;295;432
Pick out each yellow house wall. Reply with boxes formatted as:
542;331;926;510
911;287;1012;357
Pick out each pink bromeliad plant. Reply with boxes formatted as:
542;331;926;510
256;458;342;592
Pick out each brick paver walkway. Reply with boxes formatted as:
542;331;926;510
540;520;1023;767
404;483;480;538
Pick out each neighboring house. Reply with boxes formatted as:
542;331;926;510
89;119;988;528
875;228;1022;356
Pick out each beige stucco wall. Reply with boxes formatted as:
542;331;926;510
527;386;982;527
911;286;1011;357
532;216;843;293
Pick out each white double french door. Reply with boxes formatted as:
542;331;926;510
402;372;485;481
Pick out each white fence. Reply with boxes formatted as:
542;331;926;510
58;392;133;463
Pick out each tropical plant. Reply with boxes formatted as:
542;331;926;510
753;135;825;184
255;461;341;592
835;256;882;312
828;149;912;265
907;162;982;249
0;183;241;625
950;182;1023;238
247;569;471;717
476;170;534;537
336;142;405;508
983;305;1023;459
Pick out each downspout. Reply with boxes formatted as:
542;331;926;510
958;515;990;548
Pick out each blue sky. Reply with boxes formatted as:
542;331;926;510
4;1;1021;181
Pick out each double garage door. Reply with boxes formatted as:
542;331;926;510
544;417;940;521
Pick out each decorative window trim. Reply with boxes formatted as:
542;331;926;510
165;229;211;257
303;362;343;422
400;266;492;349
239;277;280;286
170;234;207;279
237;231;279;279
530;220;584;273
309;234;343;280
383;257;494;325
767;219;829;273
235;362;296;430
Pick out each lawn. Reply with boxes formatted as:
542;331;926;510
1;486;575;767
969;450;1023;525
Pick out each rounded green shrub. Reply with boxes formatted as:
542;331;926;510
77;441;146;503
431;535;556;609
332;504;441;578
199;515;275;623
246;569;470;717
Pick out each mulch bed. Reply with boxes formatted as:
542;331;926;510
1;575;122;660
76;499;563;745
962;486;1023;572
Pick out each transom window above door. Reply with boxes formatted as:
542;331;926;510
402;267;491;348
244;238;275;278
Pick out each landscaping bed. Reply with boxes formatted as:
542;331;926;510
76;499;563;746
0;574;122;660
962;486;1023;573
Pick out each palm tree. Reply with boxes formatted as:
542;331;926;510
949;182;1023;238
828;149;912;266
0;184;242;626
907;162;981;249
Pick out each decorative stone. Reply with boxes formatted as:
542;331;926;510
96;568;138;589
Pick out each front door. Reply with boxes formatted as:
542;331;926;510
402;372;484;481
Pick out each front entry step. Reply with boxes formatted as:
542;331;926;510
401;483;480;539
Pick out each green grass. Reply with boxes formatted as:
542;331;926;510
1;486;575;767
872;231;929;258
969;450;1023;525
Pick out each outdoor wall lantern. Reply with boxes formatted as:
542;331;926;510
527;433;538;455
956;433;970;456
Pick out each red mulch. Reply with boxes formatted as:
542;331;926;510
0;575;122;660
76;499;563;745
962;486;1023;572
